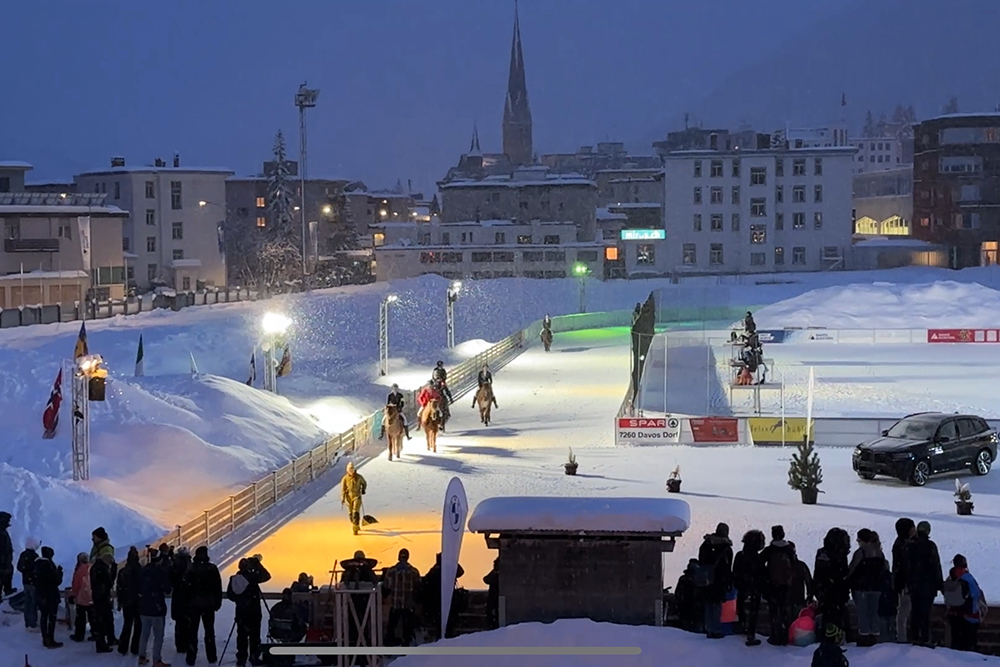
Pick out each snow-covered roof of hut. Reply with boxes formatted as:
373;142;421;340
468;497;690;534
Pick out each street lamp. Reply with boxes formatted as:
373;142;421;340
295;82;320;280
573;262;590;313
446;280;462;349
378;295;397;376
72;353;107;481
261;312;291;393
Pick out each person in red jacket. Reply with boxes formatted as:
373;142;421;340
417;381;440;409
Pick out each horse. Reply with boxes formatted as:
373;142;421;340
474;383;496;426
420;398;442;453
540;327;553;352
384;403;405;461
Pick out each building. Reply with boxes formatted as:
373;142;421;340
659;146;856;276
539;143;660;177
853;166;913;236
502;5;532;167
594;167;664;235
75;155;231;291
850;136;906;174
912;113;1000;267
0;162;33;193
653;128;768;158
783;123;850;148
371;218;606;281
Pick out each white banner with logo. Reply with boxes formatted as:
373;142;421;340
440;476;468;639
77;216;92;272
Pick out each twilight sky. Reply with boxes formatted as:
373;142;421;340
1;0;850;192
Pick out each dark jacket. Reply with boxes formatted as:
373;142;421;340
732;548;762;595
697;534;734;602
432;366;448;383
814;547;851;610
387;391;405;410
186;555;223;613
342;558;378;589
137;562;172;617
891;534;911;594
477;370;493;387
16;548;38;587
848;542;887;593
89;556;116;604
791;558;815;609
169;551;192;619
227;559;271;615
422;561;465;619
812;642;849;667
116;551;142;611
0;512;12;575
903;534;943;599
33;557;63;610
759;539;796;596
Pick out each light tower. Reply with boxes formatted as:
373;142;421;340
446;281;462;348
294;83;320;279
573;262;590;313
261;312;292;393
71;355;107;481
379;294;398;376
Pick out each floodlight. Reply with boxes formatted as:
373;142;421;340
262;312;292;335
385;294;398;304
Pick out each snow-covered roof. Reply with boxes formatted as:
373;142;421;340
227;174;352;183
596;207;628;221
441;177;596;189
78;166;234;176
664;146;856;158
0;161;33;170
0;270;88;281
608;202;662;209
597;167;663;176
0;204;127;215
377;240;604;251
920;112;1000;123
853;237;938;248
171;259;203;268
468;497;691;534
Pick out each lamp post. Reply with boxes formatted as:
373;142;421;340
379;294;397;376
295;83;320;280
573;262;590;313
72;354;107;481
198;200;227;287
446;280;462;349
261;312;292;393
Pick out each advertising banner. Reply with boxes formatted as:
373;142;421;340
927;329;1000;343
440;476;468;641
755;330;787;344
689;417;740;443
783;330;836;344
616;416;681;445
749;417;814;446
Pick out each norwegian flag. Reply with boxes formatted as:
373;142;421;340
42;368;63;439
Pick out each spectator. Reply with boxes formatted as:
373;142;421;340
891;517;915;643
16;537;40;631
697;522;734;639
69;553;92;643
484;558;500;631
877;550;898;643
226;555;271;667
290;572;314;594
673;559;703;633
170;546;193;654
789;542;815;619
185;545;222;666
137;548;172;667
342;551;378;666
759;525;796;646
89;526;113;562
944;554;982;652
812;624;849;667
0;511;13;596
267;588;306;645
34;545;63;649
814;527;851;640
849;529;887;647
904;521;943;647
422;552;465;641
90;549;117;653
732;529;765;646
116;547;142;656
382;548;422;647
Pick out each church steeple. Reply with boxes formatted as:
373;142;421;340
469;122;482;156
503;0;533;166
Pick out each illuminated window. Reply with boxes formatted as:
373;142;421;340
605;246;619;261
256;216;266;228
256;197;266;208
373;232;385;247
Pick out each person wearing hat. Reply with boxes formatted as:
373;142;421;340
227;555;271;667
185;545;223;666
89;527;117;653
904;521;943;646
432;361;454;405
382;548;421;646
116;547;143;656
340;462;368;536
812;624;849;667
342;550;378;665
381;384;411;441
697;522;734;639
759;525;796;645
744;311;757;336
34;545;64;648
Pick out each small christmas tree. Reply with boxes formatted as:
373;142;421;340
788;437;822;504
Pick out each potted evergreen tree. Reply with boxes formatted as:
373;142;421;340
955;479;974;515
564;448;578;476
788;436;822;505
666;465;682;493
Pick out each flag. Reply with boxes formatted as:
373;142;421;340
189;351;199;375
247;351;256;386
42;368;63;439
73;322;88;360
841;92;847;107
276;346;291;377
134;334;144;377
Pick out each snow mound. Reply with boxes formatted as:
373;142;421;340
754;280;1000;329
396;619;1000;667
452;339;496;359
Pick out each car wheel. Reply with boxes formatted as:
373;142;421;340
857;472;876;481
909;460;931;487
972;449;993;476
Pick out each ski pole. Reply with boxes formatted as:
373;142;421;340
219;618;237;665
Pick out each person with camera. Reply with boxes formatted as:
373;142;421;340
226;555;271;667
185;546;222;666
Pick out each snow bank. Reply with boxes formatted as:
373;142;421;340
395;619;1000;667
468;497;691;534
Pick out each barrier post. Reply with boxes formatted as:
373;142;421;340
203;511;211;546
230;495;236;532
272;471;278;503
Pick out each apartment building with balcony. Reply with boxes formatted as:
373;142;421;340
75;155;232;291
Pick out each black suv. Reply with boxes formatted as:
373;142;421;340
853;412;997;486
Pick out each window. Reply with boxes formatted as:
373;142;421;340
682;243;697;265
256;216;266;228
878;155;884;163
522;250;544;262
731;213;740;231
709;243;724;266
750;252;766;266
256;197;266;208
731;159;741;178
636;244;655;265
145;181;155;198
814;158;823;176
441;252;463;263
558;202;565;212
710;187;723;204
775;212;784;230
145;209;156;226
122;237;130;252
693;187;702;204
793;212;805;229
182;277;191;291
577;250;598;262
731;186;740;204
519;201;528;211
147;264;158;281
517;234;532;244
114;182;121;200
491;192;501;203
0;177;10;193
441;232;451;245
774;247;784;265
693;213;702;231
750;167;767;186
710;160;723;177
710;214;723;231
791;159;805;176
170;181;182;210
750;198;766;217
58;223;72;240
694;161;702;178
146;237;157;252
461;232;475;244
127;266;135;281
172;249;184;261
171;222;183;240
495;232;506;244
544;250;566;262
814;185;823;203
792;247;806;265
775;159;784;177
792;185;806;203
750;224;767;244
774;185;784;203
419;233;431;246
471;251;491;263
814;212;823;229
493;251;514;262
543;235;560;245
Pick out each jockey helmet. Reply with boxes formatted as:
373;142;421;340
391;383;399;390
436;360;444;367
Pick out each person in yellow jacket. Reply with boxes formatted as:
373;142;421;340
340;462;368;535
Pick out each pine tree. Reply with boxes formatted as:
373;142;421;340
943;97;960;114
877;111;888;136
892;104;906;125
863;111;876;138
904;104;917;123
267;130;296;242
788;437;823;492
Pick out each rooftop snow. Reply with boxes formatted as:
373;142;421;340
0;204;127;215
0;161;33;170
78;166;235;176
608;202;662;209
0;270;88;281
920;112;1000;123
441;177;595;189
596;207;628;221
171;259;203;268
467;496;691;534
665;146;856;158
854;238;938;248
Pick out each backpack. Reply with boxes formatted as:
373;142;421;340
769;549;794;588
942;579;965;608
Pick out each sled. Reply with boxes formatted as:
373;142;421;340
361;502;378;526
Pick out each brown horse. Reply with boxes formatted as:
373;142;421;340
384;403;405;461
540;327;553;352
420;398;442;453
474;383;496;426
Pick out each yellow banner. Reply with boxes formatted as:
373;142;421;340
749;417;814;446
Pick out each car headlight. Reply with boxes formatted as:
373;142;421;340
854;446;862;455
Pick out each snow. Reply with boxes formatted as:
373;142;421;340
395;619;1000;667
0;161;33;169
0;205;127;215
0;270;88;281
854;238;938;248
467;496;691;534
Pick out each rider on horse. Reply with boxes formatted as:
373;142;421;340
473;364;499;409
380;383;411;440
418;379;450;432
432;361;454;404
